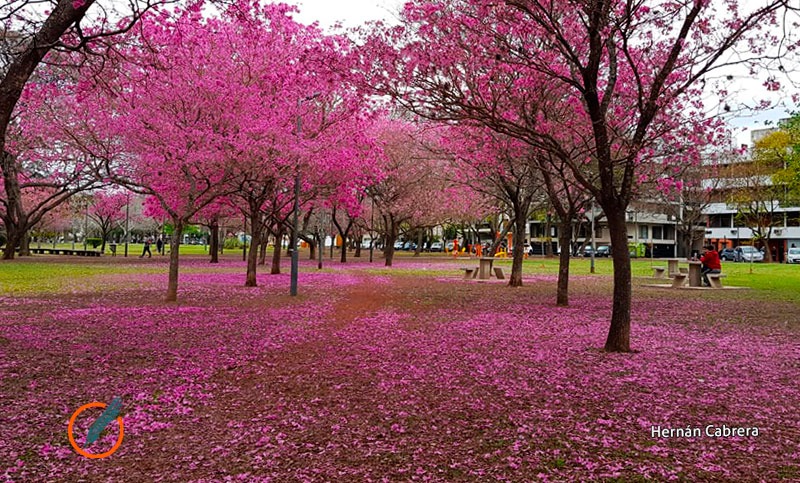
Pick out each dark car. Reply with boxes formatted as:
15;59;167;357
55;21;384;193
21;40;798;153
582;246;594;257
596;246;611;257
719;248;737;261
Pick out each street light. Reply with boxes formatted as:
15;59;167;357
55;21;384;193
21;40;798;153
589;201;596;274
291;93;321;296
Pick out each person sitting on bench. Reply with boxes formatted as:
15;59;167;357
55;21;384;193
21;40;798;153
700;245;721;287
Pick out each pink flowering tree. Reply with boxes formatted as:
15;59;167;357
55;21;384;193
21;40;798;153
362;0;795;352
1;78;107;258
0;0;165;258
86;5;277;300
87;190;127;253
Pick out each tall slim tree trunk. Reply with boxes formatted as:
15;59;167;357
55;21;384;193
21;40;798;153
354;237;361;258
509;215;526;287
209;220;219;263
259;237;268;265
340;239;348;263
166;220;184;302
556;221;572;306
605;210;632;352
271;227;284;275
19;232;30;256
545;215;554;257
414;230;423;257
245;215;262;287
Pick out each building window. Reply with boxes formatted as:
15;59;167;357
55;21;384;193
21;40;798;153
664;225;675;241
652;226;663;240
639;225;648;240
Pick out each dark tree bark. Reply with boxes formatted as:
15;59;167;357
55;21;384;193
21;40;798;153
556;221;573;306
258;237;268;265
209;220;219;263
604;208;632;352
413;230;423;257
271;225;284;275
166;220;184;302
383;214;399;267
245;209;263;287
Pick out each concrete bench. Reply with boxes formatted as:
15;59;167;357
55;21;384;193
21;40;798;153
707;273;727;289
493;267;505;279
460;267;478;279
670;273;687;288
652;266;667;278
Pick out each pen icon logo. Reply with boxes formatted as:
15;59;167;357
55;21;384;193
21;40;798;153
68;397;125;459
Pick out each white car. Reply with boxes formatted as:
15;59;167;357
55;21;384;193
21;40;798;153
735;246;764;262
787;247;800;264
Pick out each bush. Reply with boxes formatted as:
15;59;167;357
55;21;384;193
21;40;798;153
86;238;103;249
223;237;242;249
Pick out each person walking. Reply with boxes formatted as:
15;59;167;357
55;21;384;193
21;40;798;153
156;237;164;255
140;238;153;258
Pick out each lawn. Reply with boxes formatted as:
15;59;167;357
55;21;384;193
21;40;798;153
1;253;798;481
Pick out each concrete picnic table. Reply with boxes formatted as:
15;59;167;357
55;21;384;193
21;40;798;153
667;258;680;275
688;261;702;287
478;257;495;280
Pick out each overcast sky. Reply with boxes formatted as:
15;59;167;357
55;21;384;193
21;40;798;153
286;0;403;30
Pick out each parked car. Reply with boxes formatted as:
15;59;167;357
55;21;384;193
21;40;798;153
393;241;404;250
582;246;594;257
596;246;611;257
719;248;737;261
445;241;455;252
786;247;800;264
430;241;443;252
734;246;764;262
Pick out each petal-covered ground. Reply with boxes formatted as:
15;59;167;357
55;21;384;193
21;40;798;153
1;256;798;481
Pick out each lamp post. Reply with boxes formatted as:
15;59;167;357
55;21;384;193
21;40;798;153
291;93;321;296
369;197;375;263
589;201;596;274
124;192;130;257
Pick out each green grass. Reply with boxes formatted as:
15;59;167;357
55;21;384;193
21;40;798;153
2;251;798;301
0;260;163;295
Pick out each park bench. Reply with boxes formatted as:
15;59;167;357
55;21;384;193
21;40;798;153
493;267;505;279
670;273;687;288
707;273;727;289
652;266;667;278
460;267;478;279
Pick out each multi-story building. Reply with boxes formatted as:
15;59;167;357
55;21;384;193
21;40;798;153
703;126;800;262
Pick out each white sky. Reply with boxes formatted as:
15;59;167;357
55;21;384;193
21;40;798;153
286;0;403;30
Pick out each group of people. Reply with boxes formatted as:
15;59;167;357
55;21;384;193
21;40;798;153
139;237;166;258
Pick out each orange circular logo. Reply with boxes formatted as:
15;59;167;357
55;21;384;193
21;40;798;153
67;402;125;459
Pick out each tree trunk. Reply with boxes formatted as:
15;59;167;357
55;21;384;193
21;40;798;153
604;209;632;352
245;215;261;287
166;220;184;302
340;239;347;263
556;221;572;306
354;237;361;258
271;227;284;275
509;215;526;287
209;220;219;263
545;215;554;257
309;240;316;260
2;228;22;259
19;232;30;256
414;230;423;257
259;237;268;265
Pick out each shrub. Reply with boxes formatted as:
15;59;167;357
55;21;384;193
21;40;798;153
86;238;103;249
